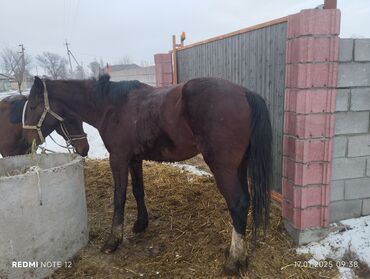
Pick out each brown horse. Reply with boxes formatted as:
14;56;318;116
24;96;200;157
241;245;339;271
23;75;272;275
0;94;89;157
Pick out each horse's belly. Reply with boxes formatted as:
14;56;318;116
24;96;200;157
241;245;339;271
141;139;199;162
161;144;199;162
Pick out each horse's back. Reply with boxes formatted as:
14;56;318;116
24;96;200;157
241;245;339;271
180;78;252;164
181;77;251;134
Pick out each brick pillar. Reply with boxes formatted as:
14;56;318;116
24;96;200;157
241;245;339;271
154;53;173;87
282;9;341;244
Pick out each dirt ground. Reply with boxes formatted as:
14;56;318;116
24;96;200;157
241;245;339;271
51;159;341;279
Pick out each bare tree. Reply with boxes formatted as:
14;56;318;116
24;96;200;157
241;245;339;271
1;47;32;93
99;58;105;69
119;56;133;65
36;52;68;79
140;60;151;67
74;65;85;79
88;60;101;78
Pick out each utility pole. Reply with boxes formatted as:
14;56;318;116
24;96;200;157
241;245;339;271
18;44;25;69
65;40;73;76
18;44;25;93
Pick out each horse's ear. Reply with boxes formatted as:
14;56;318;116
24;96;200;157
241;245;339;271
34;76;44;91
29;76;44;106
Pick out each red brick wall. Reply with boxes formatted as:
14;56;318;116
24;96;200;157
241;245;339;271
282;9;341;231
154;53;173;87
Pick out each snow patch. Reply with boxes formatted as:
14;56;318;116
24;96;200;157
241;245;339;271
83;123;109;159
337;267;356;279
297;215;370;278
40;123;108;159
165;163;211;177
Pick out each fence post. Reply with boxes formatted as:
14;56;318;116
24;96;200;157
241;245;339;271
324;0;337;9
282;8;341;244
172;35;178;85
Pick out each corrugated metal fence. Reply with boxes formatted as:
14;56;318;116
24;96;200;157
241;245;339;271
176;19;287;192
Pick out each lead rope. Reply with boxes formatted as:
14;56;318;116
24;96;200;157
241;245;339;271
48;133;74;153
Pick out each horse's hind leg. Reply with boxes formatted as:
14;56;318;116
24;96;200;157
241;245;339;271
204;155;250;275
130;159;149;233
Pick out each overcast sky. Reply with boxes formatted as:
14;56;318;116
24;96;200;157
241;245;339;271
1;0;369;74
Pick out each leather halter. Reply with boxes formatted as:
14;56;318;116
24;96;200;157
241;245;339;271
22;80;87;145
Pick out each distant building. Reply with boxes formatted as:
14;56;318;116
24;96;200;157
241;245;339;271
103;63;156;86
0;74;12;92
0;73;33;92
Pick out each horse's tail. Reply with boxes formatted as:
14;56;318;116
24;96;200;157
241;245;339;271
245;91;273;241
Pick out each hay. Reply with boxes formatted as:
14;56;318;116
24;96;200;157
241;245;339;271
51;159;340;278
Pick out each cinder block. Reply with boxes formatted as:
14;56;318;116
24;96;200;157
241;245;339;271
283;157;331;186
336;89;349;111
283;136;332;162
344;178;370;200
331;180;345;201
339;39;353;62
282;179;330;208
287;9;340;38
362;199;370;215
154;53;172;64
338;63;370;87
286;63;338;89
354;39;370;61
156;63;172;74
330;200;362;222
333;136;346;158
351;88;370;111
332;157;366;180
283;200;329;229
287;37;339;63
335;112;369;135
348;135;370;157
285;89;336;114
285;111;335;138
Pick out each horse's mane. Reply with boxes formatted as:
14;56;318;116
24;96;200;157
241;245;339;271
94;74;148;104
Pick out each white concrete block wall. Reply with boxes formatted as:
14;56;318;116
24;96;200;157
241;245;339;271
331;39;370;222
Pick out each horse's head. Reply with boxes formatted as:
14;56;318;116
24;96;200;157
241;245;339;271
55;119;90;157
23;76;89;157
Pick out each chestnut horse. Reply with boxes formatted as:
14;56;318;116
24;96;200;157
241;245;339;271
0;94;89;157
23;75;272;275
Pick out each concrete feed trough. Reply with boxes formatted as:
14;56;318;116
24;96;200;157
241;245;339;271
0;154;88;279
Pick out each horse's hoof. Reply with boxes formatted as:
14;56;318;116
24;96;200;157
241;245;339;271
223;255;248;276
238;257;248;274
132;219;148;234
223;261;239;276
101;236;122;254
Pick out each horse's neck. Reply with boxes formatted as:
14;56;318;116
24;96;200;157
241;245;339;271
54;80;103;129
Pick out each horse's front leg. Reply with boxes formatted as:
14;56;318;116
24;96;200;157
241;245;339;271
130;159;149;233
101;154;129;253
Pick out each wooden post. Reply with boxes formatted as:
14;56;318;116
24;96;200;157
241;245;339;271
172;35;178;84
324;0;337;9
